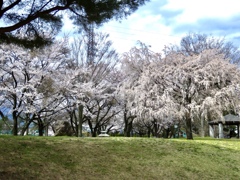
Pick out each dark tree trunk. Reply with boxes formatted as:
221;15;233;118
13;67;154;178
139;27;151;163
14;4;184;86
51;125;55;134
13;111;18;136
87;117;100;137
87;118;94;137
20;120;32;136
163;128;170;138
38;123;44;136
92;129;97;137
153;119;160;137
185;116;193;140
78;105;83;137
169;125;175;138
74;111;78;137
147;128;151;138
69;110;77;137
124;120;133;137
184;79;193;140
123;108;135;137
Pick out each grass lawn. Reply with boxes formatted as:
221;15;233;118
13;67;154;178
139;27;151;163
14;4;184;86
0;136;240;180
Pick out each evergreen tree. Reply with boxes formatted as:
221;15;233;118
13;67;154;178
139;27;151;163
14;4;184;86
0;0;149;48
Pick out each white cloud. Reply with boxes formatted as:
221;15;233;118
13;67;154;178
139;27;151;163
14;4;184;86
61;15;75;33
164;0;240;23
56;0;240;54
99;0;240;54
100;1;182;53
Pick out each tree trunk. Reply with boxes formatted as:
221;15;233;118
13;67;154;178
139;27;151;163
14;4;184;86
87;118;100;137
163;128;170;138
123;110;134;137
184;79;193;140
147;128;151;138
92;129;97;137
20;113;33;136
0;111;12;130
124;120;133;137
123;110;128;137
78;105;83;137
44;124;49;136
153;119;160;137
12;111;18;136
169;126;175;138
38;123;44;136
185;116;193;140
51;125;55;134
87;118;93;137
69;110;77;137
20;120;32;136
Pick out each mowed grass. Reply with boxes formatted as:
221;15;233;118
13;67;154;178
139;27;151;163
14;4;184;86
0;136;240;180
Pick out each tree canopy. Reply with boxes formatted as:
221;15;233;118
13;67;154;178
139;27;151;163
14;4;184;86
2;31;240;139
119;42;240;139
0;0;149;48
164;33;240;64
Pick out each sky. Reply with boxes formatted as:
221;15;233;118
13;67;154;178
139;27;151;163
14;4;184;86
57;0;240;54
98;0;240;54
1;0;240;54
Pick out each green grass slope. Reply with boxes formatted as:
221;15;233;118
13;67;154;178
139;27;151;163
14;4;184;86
0;136;240;180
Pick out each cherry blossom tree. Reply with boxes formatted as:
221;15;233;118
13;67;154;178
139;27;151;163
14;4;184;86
0;39;71;135
66;31;120;137
164;33;240;64
0;44;39;135
118;42;161;137
135;49;240;139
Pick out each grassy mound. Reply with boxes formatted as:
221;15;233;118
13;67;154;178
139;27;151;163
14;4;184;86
0;136;240;180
